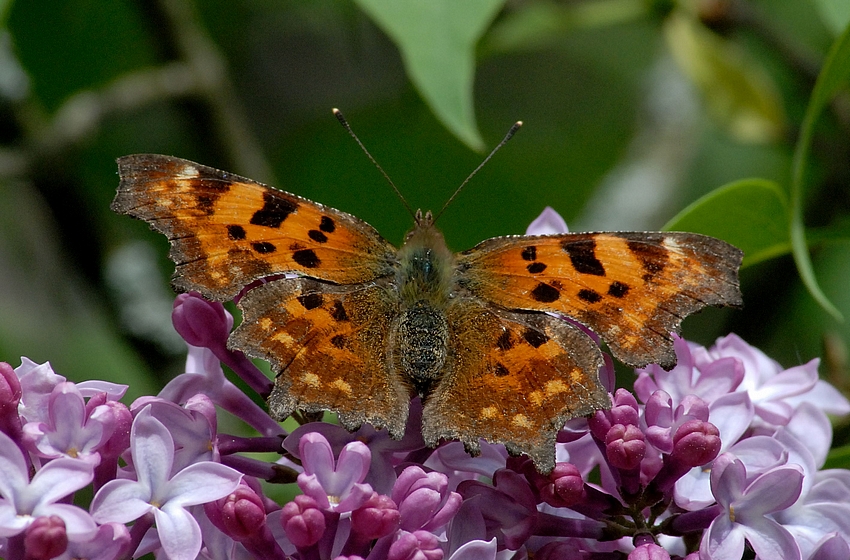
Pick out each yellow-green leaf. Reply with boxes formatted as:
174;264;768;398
664;10;786;144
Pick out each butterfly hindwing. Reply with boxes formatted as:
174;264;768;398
113;154;397;301
230;277;411;438
456;232;743;369
422;297;609;472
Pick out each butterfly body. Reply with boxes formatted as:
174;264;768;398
114;154;743;473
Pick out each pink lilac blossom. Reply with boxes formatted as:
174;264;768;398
2;208;850;559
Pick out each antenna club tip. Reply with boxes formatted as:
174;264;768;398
332;108;340;114
515;121;523;127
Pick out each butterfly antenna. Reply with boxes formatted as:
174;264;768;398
333;108;416;219
433;120;523;223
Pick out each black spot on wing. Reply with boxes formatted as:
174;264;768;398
293;249;320;268
494;363;510;377
308;230;328;243
531;282;560;303
526;262;547;274
227;225;246;240
330;334;346;349
522;328;549;348
297;293;323;310
252;241;276;254
521;246;537;261
625;234;668;276
608;281;629;298
319;216;336;233
250;192;297;228
562;239;606;276
331;301;348;322
578;288;602;303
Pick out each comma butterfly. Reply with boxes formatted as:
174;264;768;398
113;127;742;473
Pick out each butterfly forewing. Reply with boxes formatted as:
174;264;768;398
114;154;398;301
457;232;743;369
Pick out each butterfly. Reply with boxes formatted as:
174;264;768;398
113;148;742;473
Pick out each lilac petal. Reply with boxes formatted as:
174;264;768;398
16;359;65;423
132;408;175;492
741;517;801;560
399;488;441;529
297;473;332;509
90;479;153;523
34;503;97;540
710;456;746;508
300;433;337;479
0;431;29;498
701;516;745;560
739;466;803;516
422;491;462;532
783;403;832;468
694;357;744;399
0;502;30;536
64;522;131;560
434;442;506;476
335;482;374;512
809;533;850;560
448;538;497;560
26;458;93;508
708;392;753;448
76;380;128;400
155;503;203;560
163;462;243;507
726;436;787;474
525;207;568;235
787;378;850;416
335;441;371;485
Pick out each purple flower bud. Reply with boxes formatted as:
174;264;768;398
539;462;586;508
589;389;638;439
605;423;646;470
351;492;400;539
280;495;326;548
205;482;267;541
393;466;461;532
0;361;23;440
96;401;132;459
671;419;720;467
172;292;232;348
388;530;444;560
628;542;671;560
335;557;366;560
24;516;68;560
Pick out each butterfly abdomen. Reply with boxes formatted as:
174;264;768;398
392;218;456;394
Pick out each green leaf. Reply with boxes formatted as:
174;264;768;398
663;10;786;144
790;20;850;321
814;0;850;36
663;179;789;267
354;0;505;151
481;0;647;55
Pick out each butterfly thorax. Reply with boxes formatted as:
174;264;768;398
392;213;454;394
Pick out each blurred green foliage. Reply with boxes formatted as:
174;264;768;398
1;0;850;451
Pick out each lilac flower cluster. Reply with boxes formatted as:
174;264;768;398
1;208;849;559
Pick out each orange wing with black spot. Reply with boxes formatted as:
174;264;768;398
456;232;743;369
229;277;411;438
113;154;398;301
422;298;609;473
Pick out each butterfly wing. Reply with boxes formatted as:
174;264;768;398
456;232;742;369
229;277;410;437
422;298;608;473
113;154;398;300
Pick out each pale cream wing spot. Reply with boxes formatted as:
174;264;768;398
529;391;544;407
511;414;533;430
301;373;321;389
330;378;353;395
544;379;569;397
481;406;498;419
